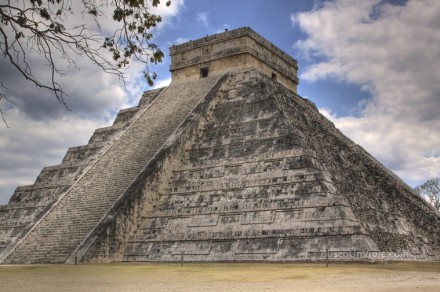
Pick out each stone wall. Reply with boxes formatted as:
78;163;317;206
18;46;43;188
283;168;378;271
0;89;163;262
1;31;438;263
271;75;440;260
170;27;298;92
118;69;438;262
69;69;433;263
0;88;164;263
76;75;228;263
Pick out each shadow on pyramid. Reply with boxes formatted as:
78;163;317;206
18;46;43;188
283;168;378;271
0;28;438;264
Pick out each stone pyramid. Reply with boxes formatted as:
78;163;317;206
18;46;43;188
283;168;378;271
0;28;438;264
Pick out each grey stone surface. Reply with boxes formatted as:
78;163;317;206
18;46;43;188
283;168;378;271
0;94;145;259
117;69;439;262
1;74;223;264
0;28;438;264
0;87;166;261
170;27;298;92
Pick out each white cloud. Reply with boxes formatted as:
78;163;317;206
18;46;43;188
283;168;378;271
151;0;186;31
175;37;190;45
0;50;160;204
87;0;186;35
0;0;186;204
197;12;209;28
293;0;440;183
214;24;232;34
151;0;186;18
0;109;108;204
152;77;172;89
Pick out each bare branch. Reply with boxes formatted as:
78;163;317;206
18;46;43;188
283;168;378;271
0;0;170;125
0;82;16;128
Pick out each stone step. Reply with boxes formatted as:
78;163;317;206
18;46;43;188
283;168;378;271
195;128;292;148
87;125;125;144
171;158;320;183
62;143;106;163
6;188;61;208
112;107;140;126
138;88;165;108
167;170;325;191
150;192;340;216
176;149;317;171
3;74;227;264
120;69;361;262
187;135;305;163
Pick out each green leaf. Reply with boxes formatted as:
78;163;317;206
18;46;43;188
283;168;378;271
39;8;50;20
113;7;124;21
15;32;24;40
17;16;27;26
88;9;98;16
152;0;160;7
146;74;154;86
113;51;121;61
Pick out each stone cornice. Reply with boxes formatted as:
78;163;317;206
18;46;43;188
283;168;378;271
170;27;298;84
169;27;298;70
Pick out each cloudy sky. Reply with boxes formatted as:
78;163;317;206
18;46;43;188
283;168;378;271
0;0;439;204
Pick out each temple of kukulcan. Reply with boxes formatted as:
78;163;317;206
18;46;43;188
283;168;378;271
0;27;438;264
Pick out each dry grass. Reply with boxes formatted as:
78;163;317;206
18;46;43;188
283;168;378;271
0;262;439;291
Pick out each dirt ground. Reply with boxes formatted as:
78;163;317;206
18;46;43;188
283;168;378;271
0;262;439;292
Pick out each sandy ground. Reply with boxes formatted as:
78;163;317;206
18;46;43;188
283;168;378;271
0;262;439;292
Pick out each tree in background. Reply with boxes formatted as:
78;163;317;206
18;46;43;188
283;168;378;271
0;0;171;125
414;177;440;211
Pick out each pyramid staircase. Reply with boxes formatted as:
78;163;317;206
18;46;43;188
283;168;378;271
0;69;438;263
0;89;163;258
0;75;226;263
121;69;378;262
2;24;439;264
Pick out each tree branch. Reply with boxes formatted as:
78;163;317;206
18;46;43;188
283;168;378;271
0;0;170;125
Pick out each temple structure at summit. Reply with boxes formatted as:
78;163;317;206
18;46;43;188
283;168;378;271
0;27;438;264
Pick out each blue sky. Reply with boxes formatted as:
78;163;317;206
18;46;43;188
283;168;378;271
0;0;439;204
150;0;371;117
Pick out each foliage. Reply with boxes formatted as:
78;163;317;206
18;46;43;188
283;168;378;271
414;177;440;211
0;0;171;124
